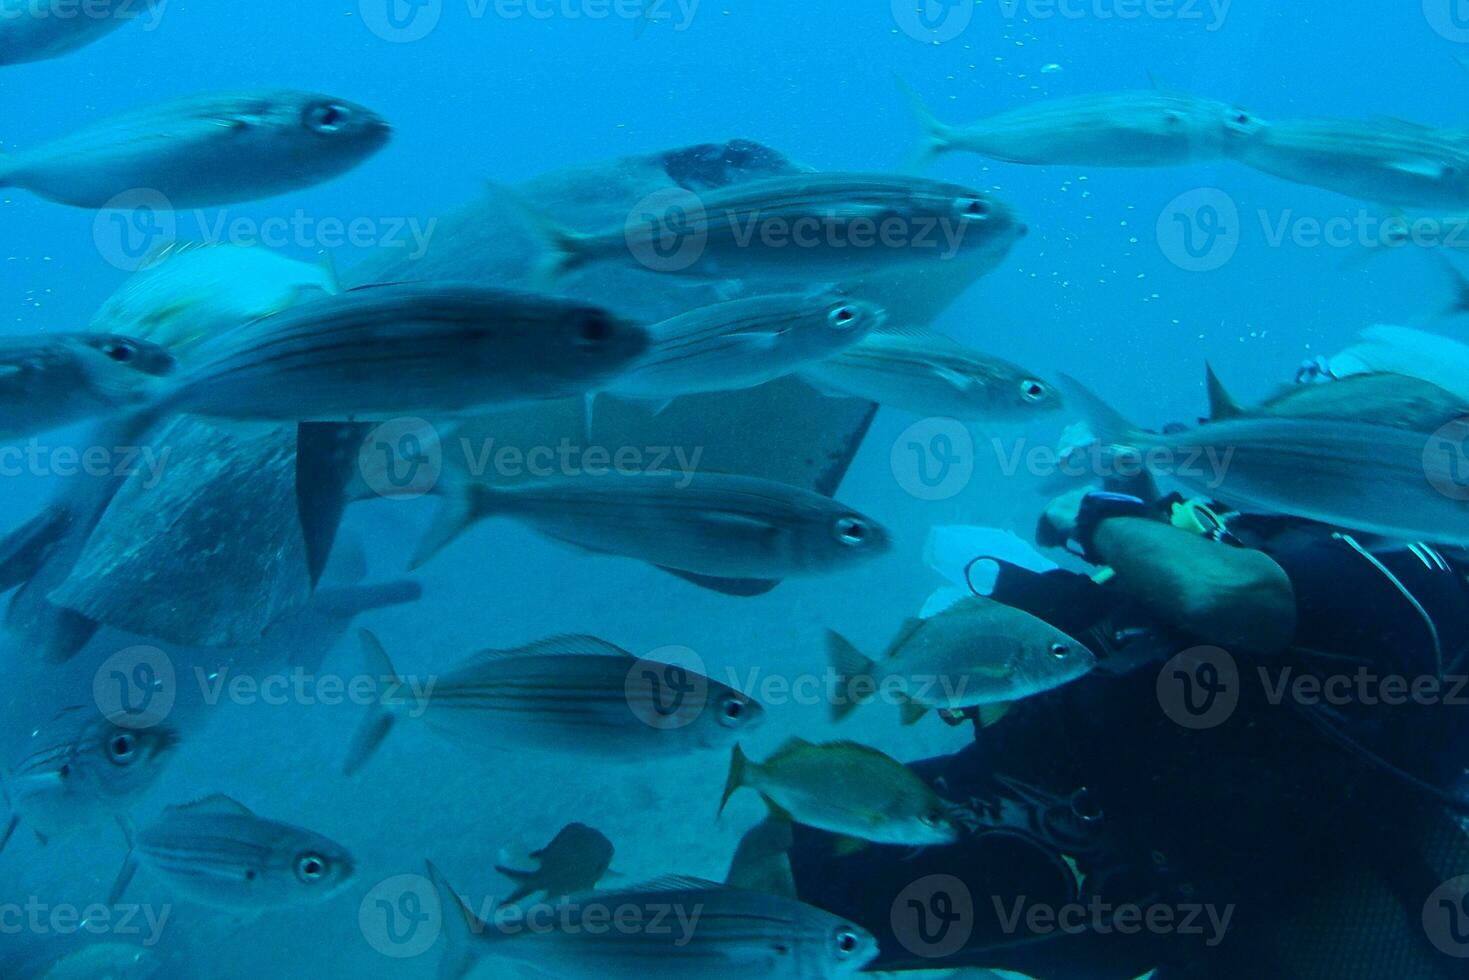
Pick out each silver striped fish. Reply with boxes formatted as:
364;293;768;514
0;332;176;439
110;794;355;911
411;471;891;579
527;172;1025;281
0;90;391;208
802;329;1061;421
151;282;649;422
426;863;879;979
608;291;886;403
342;629;763;775
1;707;178;853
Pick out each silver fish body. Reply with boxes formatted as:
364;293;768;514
0;332;175;439
0;90;391;208
159;283;649;422
0;0;136;66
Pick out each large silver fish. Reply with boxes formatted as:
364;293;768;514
426;863;879;979
0;332;175;439
0;0;144;66
0;707;178;854
528;172;1025;281
0;90;391;208
904;83;1262;167
110;794;355;911
413;471;891;582
1205;363;1469;431
1228;116;1469;209
802;329;1061;421
342;629;764;774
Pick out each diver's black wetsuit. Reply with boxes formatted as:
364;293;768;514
790;525;1469;979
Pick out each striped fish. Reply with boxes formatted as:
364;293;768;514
411;471;891;580
801;329;1061;421
608;291;885;404
525;172;1026;281
1;708;178;854
149;282;649;422
1228;116;1469;209
426;863;879;979
0;331;176;439
110;795;355;911
342;629;763;775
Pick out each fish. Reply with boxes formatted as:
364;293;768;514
425;861;879;979
606;291;886;406
1060;373;1469;546
801;329;1062;421
0;0;142;66
0;90;391;208
412;471;892;583
826;596;1096;727
1204;364;1469;431
143;282;649;423
1326;324;1469;403
718;738;960;849
495;822;615;904
725;817;796;898
0;332;175;440
523;172;1026;282
342;629;764;775
110;794;355;911
33;943;161;980
1227;116;1469;209
902;81;1263;167
89;243;339;355
0;707;178;854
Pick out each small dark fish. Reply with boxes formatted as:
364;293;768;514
495;822;615;904
0;90;391;208
0;332;175;439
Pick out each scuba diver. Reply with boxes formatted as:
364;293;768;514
777;482;1469;979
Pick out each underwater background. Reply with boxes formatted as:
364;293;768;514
1;1;1467;976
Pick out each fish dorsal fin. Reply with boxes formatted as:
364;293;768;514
465;635;631;665
630;875;723;894
885;617;927;658
49;705;86;722
771;736;816;759
170;794;255;818
318;252;342;293
1204;362;1244;421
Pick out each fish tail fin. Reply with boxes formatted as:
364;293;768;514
719;744;749;817
1437;254;1469;317
897;695;931;726
493;865;536;905
0;778;16;857
895;75;956;168
492;182;594;286
108;815;140;905
425;861;486;980
410;478;497;571
342;629;410;776
310;580;424;622
1054;373;1141;448
825;630;876;723
1203;362;1244;421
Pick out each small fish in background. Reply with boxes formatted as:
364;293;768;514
520;172;1025;283
0;0;147;66
827;596;1095;727
0;708;179;855
495;822;615;903
425;862;879;979
110;795;355;911
801;329;1061;421
0;90;391;208
725;817;796;898
900;79;1262;167
0;332;176;440
343;629;763;775
718;739;960;851
412;471;891;583
605;290;886;409
28;943;161;980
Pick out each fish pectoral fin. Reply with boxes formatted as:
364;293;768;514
897;697;931;726
759;794;794;824
833;836;871;857
978;701;1015;727
972;664;1016;679
690;510;781;533
1390;158;1452;179
169;793;255;818
932;364;977;392
723;330;786;351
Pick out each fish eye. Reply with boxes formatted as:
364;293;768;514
827;305;861;330
295;854;329;883
956;196;990;221
101;341;136;364
832;516;870;547
575;313;614;347
107;733;137;764
1020;379;1048;402
1235;112;1251;125
920;808;947;828
305;103;350;134
719;695;747;723
833;928;862;957
1049;642;1071;659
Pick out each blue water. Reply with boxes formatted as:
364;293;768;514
0;1;1466;976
